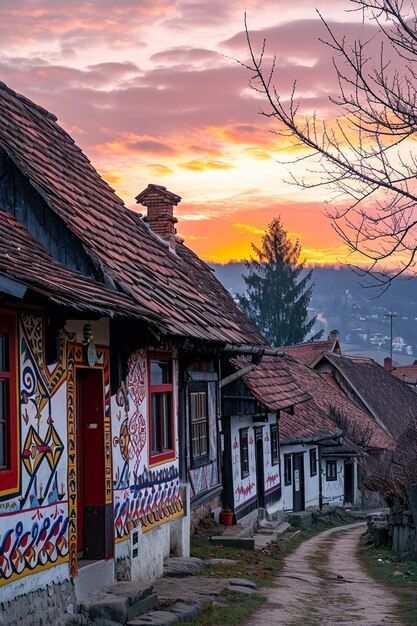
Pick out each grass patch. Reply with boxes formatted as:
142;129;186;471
181;590;266;626
360;535;417;625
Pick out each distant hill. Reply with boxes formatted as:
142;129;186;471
210;262;417;357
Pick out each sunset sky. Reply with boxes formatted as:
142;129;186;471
0;0;380;264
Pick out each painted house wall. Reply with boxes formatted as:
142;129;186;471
321;457;345;506
0;312;70;602
281;444;320;512
0;311;187;609
229;414;281;522
111;348;185;581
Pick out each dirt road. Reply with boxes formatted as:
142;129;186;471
246;522;401;626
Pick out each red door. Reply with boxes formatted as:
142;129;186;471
76;368;105;556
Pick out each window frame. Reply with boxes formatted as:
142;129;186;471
189;382;209;468
326;459;337;481
0;312;19;499
148;353;175;466
284;454;292;486
270;423;279;466
309;447;318;477
239;428;250;479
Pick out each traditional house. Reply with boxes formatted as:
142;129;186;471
0;82;266;619
313;353;417;441
278;396;342;512
281;353;393;508
283;330;341;367
220;353;309;524
388;359;417;391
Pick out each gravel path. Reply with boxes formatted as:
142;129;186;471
246;522;401;626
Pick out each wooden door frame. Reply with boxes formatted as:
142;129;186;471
67;343;113;578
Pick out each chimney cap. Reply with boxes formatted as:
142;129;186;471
136;184;182;206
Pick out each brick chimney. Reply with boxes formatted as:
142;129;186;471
328;329;340;342
384;356;392;371
136;184;181;250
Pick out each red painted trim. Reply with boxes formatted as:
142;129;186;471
147;351;176;466
0;311;19;497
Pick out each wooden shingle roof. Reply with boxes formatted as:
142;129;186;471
279;398;341;444
283;354;393;450
283;337;340;366
0;82;264;346
316;353;417;440
230;354;311;412
0;209;148;318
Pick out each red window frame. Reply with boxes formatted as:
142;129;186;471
148;352;175;466
0;312;19;498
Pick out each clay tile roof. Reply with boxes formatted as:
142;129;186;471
283;338;340;366
316;353;417;441
391;364;417;385
0;209;147;318
0;82;264;346
230;354;311;412
279;398;341;444
283;354;393;450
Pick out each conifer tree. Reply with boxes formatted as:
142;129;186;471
239;217;321;347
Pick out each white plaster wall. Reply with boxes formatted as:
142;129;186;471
321;457;345;506
170;483;191;558
131;524;171;582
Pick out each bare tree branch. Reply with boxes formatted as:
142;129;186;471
244;2;417;291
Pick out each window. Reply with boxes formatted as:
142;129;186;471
284;454;292;486
190;384;209;466
326;459;337;481
149;356;174;463
240;429;249;479
270;423;279;466
309;448;317;477
0;313;18;497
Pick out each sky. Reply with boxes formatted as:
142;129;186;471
0;0;378;264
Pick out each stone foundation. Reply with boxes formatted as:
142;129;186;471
0;580;76;626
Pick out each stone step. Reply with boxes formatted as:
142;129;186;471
163;557;207;577
127;599;201;625
81;581;158;624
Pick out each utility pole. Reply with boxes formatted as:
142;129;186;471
384;307;397;371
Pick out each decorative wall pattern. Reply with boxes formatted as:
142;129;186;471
0;314;70;586
230;415;281;513
262;424;281;495
112;350;183;542
0;504;68;584
114;464;183;541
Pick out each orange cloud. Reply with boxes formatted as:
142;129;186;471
180;160;234;171
145;164;173;176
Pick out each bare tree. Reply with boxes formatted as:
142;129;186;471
244;1;417;290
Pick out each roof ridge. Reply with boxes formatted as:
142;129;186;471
0;81;57;122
